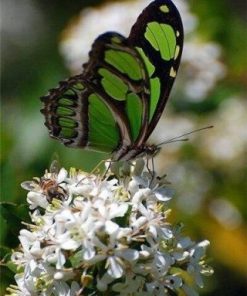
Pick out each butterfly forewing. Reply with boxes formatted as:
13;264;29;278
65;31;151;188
128;0;184;143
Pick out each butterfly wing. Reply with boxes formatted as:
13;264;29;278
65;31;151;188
128;0;184;144
107;0;184;160
41;32;150;155
41;0;183;160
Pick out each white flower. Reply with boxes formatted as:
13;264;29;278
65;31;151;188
21;162;68;209
8;159;212;295
112;273;146;294
131;171;173;202
92;229;139;279
52;281;81;296
26;191;49;210
187;240;210;288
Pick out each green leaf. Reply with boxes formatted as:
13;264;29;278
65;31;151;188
0;202;30;236
69;250;84;268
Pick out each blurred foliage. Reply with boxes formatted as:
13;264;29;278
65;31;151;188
1;0;247;295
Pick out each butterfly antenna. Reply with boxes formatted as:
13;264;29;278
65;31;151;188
157;125;213;147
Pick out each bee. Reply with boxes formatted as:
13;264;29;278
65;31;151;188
39;177;67;202
21;160;68;202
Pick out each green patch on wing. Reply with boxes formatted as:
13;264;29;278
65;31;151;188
60;127;77;139
58;117;78;139
99;68;128;101
57;106;75;117
136;47;160;121
136;47;155;76
88;94;119;152
160;5;169;13
73;83;84;90
58;117;77;128
59;97;75;106
149;77;161;120
174;45;181;60
145;22;176;61
126;93;142;140
105;50;142;80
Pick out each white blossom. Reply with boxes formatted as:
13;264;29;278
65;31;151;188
7;159;212;295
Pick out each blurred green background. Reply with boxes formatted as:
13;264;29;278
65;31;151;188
1;0;247;294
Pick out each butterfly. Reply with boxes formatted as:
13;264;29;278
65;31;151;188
41;0;183;161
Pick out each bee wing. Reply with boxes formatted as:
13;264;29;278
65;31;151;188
21;181;36;191
49;159;61;175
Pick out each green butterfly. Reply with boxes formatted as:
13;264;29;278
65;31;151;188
41;0;183;161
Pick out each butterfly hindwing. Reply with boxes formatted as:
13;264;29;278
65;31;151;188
41;76;89;148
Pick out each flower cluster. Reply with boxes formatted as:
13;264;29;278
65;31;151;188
6;160;212;296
